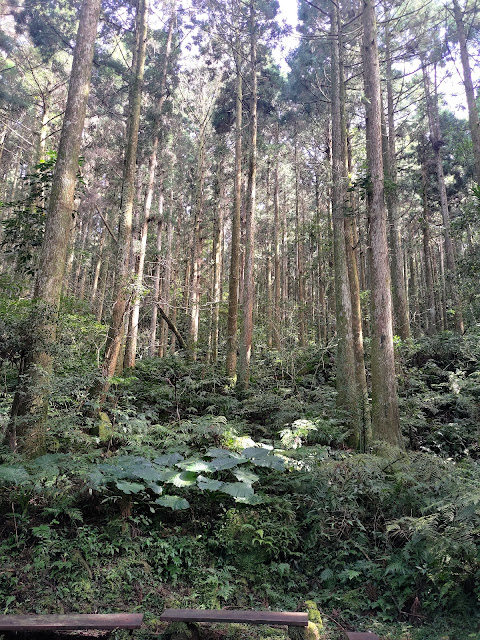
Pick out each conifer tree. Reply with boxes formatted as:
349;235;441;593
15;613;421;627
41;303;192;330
6;0;102;454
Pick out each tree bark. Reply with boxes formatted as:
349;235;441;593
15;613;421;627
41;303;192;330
421;156;437;335
125;14;174;366
346;131;370;446
210;159;224;362
362;0;402;447
330;4;363;448
273;124;281;348
188;129;206;359
92;0;148;400
159;199;174;357
422;62;464;333
6;0;102;454
91;223;106;306
149;192;164;356
452;0;480;185
226;23;243;379
384;22;410;339
237;0;258;393
294;135;306;347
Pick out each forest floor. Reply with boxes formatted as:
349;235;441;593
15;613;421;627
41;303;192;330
1;304;480;640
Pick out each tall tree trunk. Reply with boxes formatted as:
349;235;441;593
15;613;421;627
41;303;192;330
188;131;206;360
438;241;447;330
408;249;418;335
36;97;50;165
452;0;480;184
294;137;306;347
6;0;102;454
422;62;464;333
266;251;273;349
330;4;362;448
346;132;370;446
281;191;288;320
92;0;148;400
362;0;402;447
62;215;79;297
421;154;437;335
273;124;281;348
0;122;7;168
226;38;243;378
170;237;181;354
75;209;92;300
123;169;144;368
94;212;114;323
237;0;257;393
125;13;174;366
91;226;106;305
432;242;445;331
149;192;164;356
95;254;110;323
159;200;174;357
315;172;327;344
124;190;150;368
210;161;224;362
384;22;410;339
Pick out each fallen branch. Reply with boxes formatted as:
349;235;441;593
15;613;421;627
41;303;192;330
157;304;187;350
95;206;118;244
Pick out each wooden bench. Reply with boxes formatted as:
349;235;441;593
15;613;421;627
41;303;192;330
0;613;143;635
161;608;308;638
160;609;308;627
160;610;381;640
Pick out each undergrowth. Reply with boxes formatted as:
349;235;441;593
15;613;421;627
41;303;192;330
1;299;480;639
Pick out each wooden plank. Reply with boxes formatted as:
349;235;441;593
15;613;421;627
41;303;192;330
160;609;308;627
0;614;143;631
344;633;381;640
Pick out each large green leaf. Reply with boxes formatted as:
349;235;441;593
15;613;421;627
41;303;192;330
232;468;259;485
197;476;224;491
221;482;254;499
97;463;129;480
243;447;284;470
0;465;30;485
154;453;184;466
242;447;271;459
205;448;236;457
155;495;190;510
86;467;107;490
210;456;248;471
177;459;216;472
146;482;163;495
250;456;284;470
28;453;67;480
98;456;168;484
167;471;198;487
115;481;145;494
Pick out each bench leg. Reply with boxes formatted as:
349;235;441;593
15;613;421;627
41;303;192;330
162;621;200;640
288;622;321;640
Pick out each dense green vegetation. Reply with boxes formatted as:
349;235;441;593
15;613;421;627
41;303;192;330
1;294;479;639
1;0;480;636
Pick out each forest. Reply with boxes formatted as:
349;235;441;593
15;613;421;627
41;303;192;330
0;0;480;637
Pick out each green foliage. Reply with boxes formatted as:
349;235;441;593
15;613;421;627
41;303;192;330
399;331;480;456
87;444;283;507
299;448;480;619
0;444;284;514
1;324;480;638
1;153;56;274
1;152;84;275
